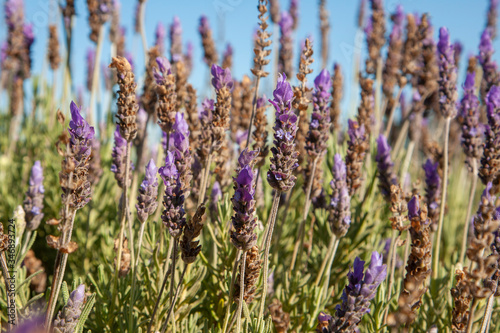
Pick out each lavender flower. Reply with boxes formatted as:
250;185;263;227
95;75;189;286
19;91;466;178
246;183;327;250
198;15;218;66
328;154;351;237
159;151;185;238
478;29;499;100
53;284;85;333
62;102;95;210
423;159;441;229
479;85;500;188
487;0;499;39
289;0;298;30
222;43;233;70
171;112;192;195
170;16;182;62
305;69;332;158
267;73;299;192
376;135;398;202
211;64;234;91
458;72;483;161
154;22;166;55
154;56;177;133
327;252;387;332
211;64;233;149
437;27;458;119
278;11;294;78
346;119;369;196
231;149;259;251
23;161;44;231
86;48;95;91
111;125;133;188
136;159;159;223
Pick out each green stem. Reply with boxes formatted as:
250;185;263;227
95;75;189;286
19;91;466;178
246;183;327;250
160;264;188;333
258;191;281;330
321;238;340;301
433;117;451;279
0;253;17;329
314;234;337;286
459;158;478;266
466;298;478;333
222;249;242;333
235;251;247;333
290;158;318;271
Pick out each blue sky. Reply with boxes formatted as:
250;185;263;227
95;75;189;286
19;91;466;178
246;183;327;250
1;0;499;125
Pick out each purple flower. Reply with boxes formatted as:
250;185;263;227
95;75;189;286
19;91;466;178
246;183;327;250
159;151;185;238
459;72;483;160
154;56;172;85
267;73;299;192
423;159;441;228
231;148;259;250
155;22;166;54
53;284;86;332
111;125;132;188
23;160;44;231
328;154;351;237
86;48;95;91
172;111;189;137
223;43;233;59
169;16;183;62
408;195;420;219
170;112;192;194
306;71;332;157
437;27;458;118
329;251;387;332
136;159;159;223
389;5;404;41
480;85;500;187
211;64;233;91
69;101;95;144
376;134;398;201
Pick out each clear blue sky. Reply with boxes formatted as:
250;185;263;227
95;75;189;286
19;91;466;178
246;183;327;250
1;0;499;125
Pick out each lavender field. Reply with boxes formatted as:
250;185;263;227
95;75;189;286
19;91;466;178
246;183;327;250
1;0;500;332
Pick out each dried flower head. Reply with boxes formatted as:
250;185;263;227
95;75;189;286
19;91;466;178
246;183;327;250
180;204;206;264
170;16;183;62
376;135;398;202
423;159;441;229
269;298;291;333
437;27;458;119
141;46;161;116
479;86;500;190
251;0;272;78
345;119;369;196
48;25;61;70
154;56;177;133
330;63;343;132
198;15;218;67
278;11;293;78
252;95;270;168
328;154;351;237
356;74;374;135
234;245;262;304
109;56;139;142
365;0;386;75
111;125;133;188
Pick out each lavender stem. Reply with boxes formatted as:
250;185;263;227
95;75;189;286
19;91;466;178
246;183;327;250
197;153;213;206
459;158;478;265
258;190;281;329
147;239;174;333
222;249;242;333
139;1;148;67
235;252;247;333
290;157;319;271
433;117;451;278
384;85;404;137
88;25;104;125
109;141;132;325
245;78;262;147
314;234;338;286
160;262;187;333
321;237;340;301
466;298;478;333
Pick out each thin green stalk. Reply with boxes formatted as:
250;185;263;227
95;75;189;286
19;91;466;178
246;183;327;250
479;290;496;333
160;264;188;333
222;249;242;333
459;158;478;265
433;117;451;279
290;157;318;271
89;25;105;125
198;153;213;206
257;190;281;330
321;238;340;301
235;251;247;333
384;86;404;138
374;57;383;134
466;298;478;333
245;77;262;147
109;142;132;326
44;211;76;329
148;239;175;333
314;235;337;286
